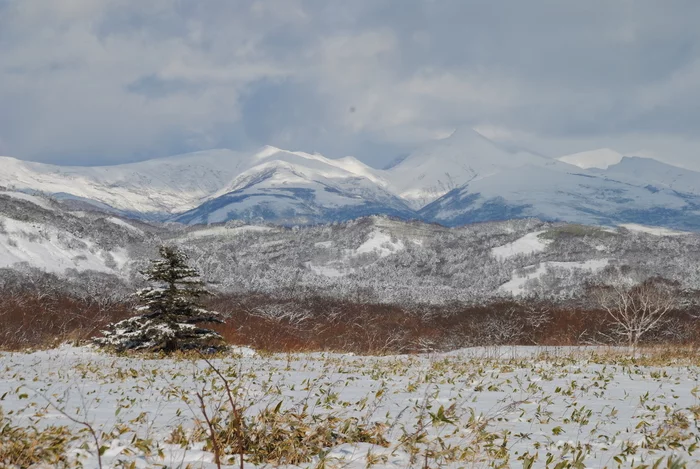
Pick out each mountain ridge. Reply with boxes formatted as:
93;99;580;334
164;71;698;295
3;132;700;230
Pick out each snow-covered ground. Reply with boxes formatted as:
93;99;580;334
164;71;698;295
0;216;129;274
500;259;610;295
305;230;406;278
354;230;405;258
2;346;699;468
491;231;551;259
619;223;690;236
305;261;347;278
185;225;274;239
0;190;56;211
557;148;624;169
106;216;144;235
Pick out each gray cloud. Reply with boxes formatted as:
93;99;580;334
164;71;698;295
0;0;699;168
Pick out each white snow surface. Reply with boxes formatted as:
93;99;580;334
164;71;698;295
491;230;551;259
382;128;550;209
0;146;390;216
3;135;700;231
423;160;700;229
2;345;700;468
0;216;128;274
106;216;143;234
354;230;405;258
500;259;610;295
0;150;249;214
305;262;347;278
185;225;274;239
619;223;690;236
0;190;56;211
558;148;624;169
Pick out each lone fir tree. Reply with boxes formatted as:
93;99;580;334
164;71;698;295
95;246;225;352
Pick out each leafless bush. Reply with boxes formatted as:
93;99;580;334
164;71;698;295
478;308;527;345
592;278;680;348
249;304;312;328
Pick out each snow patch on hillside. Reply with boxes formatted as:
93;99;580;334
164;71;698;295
500;259;610;295
106;217;143;234
0;216;127;274
306;262;347;278
619;224;690;236
558;148;623;169
354;230;405;258
308;230;406;278
491;231;551;259
0;191;55;211
185;225;273;239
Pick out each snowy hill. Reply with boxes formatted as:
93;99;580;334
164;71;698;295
0;191;150;275
162;216;700;304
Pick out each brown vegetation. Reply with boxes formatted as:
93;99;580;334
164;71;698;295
208;294;699;353
0;288;132;350
1;284;698;353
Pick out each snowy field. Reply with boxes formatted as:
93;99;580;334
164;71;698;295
2;346;700;468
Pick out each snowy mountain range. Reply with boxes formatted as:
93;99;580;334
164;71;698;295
3;130;700;230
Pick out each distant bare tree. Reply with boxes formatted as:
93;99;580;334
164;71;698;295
592;278;679;349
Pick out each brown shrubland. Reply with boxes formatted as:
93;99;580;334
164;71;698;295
2;285;698;353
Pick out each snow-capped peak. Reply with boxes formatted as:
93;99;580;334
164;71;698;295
558;148;624;170
381;127;549;209
253;145;284;160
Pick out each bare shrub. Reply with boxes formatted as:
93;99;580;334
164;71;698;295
249;303;312;328
592;278;680;348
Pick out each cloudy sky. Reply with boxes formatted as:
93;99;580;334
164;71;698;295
1;0;700;169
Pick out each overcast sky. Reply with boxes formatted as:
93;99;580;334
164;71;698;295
1;0;700;169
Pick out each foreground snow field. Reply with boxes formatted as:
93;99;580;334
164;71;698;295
2;346;700;468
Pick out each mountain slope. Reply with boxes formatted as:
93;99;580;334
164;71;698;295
558;148;624;169
0;146;393;222
599;156;700;196
0;149;249;215
3;188;700;305
0;191;149;275
381;128;550;209
419;162;700;229
173;158;413;225
5;135;700;231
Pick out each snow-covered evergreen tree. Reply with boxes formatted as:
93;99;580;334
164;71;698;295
94;246;225;352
